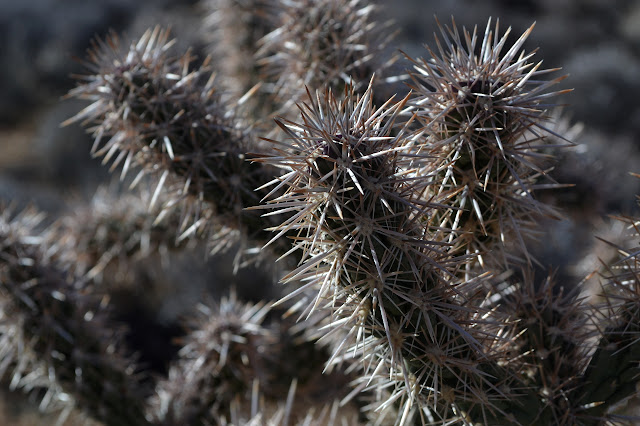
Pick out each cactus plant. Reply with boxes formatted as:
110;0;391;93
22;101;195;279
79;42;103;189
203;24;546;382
2;1;640;425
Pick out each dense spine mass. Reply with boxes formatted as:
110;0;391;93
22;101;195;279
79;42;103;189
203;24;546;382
63;27;275;261
407;19;570;269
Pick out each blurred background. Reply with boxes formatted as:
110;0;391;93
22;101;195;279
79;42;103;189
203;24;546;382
1;0;640;423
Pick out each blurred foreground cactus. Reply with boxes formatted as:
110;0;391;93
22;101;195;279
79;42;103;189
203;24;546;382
2;1;640;425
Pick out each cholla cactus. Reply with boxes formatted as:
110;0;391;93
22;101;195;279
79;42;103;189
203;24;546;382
257;0;396;117
580;214;640;422
0;207;149;426
146;293;275;424
257;79;519;422
203;0;277;98
52;186;175;286
147;292;356;425
63;27;274;259
4;2;640;425
496;272;597;424
407;19;571;268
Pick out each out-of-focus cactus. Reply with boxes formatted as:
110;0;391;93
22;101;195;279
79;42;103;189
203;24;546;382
0;207;150;426
256;0;396;121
